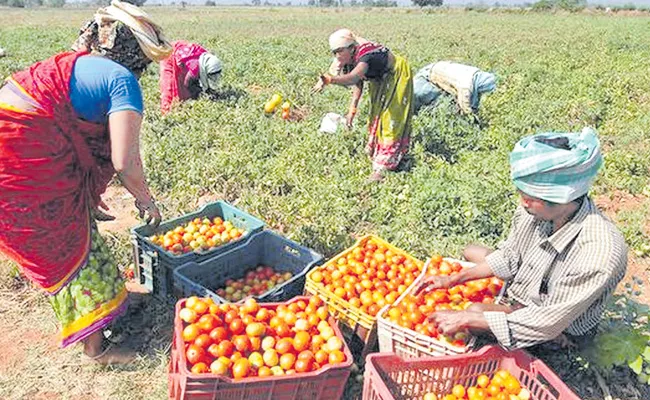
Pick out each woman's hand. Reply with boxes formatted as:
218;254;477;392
135;199;161;227
92;199;116;221
345;110;356;129
312;74;333;94
311;76;327;94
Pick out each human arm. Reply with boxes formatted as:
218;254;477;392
417;208;525;294
183;70;202;99
483;258;621;348
416;261;495;295
312;62;369;93
108;110;161;226
345;82;363;128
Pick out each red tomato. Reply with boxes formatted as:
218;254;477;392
186;344;206;365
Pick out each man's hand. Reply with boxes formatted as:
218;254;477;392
428;310;471;335
415;274;456;295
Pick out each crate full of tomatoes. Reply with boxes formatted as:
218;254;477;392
362;345;580;400
131;200;264;299
377;255;504;358
169;295;353;400
304;235;424;354
173;230;323;304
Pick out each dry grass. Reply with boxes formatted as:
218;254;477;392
0;258;170;400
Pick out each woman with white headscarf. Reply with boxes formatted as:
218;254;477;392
0;0;171;364
312;29;414;181
159;41;223;114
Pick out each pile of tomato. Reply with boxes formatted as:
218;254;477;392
384;256;503;346
309;238;424;317
178;295;347;379
214;266;294;302
150;217;246;255
423;369;531;400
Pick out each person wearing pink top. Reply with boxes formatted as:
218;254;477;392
159;40;222;114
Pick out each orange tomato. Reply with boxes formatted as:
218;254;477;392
233;335;251;353
275;338;294;355
503;376;521;394
198;314;220;332
209;326;228;342
190;362;209;374
192;300;209;315
229;318;245;335
280;353;296;370
328;350;345;364
210;359;229;375
477;374;490;388
216;340;234;357
232;359;251;379
452;384;466;398
249;336;261;351
193;333;212;349
186;344;205;365
295;358;313;373
182;324;201;342
293;331;311;352
258;366;272;377
487;384;501;397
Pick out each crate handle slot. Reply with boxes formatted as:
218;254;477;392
130;235;143;284
282;243;303;258
142;250;158;293
231;216;247;229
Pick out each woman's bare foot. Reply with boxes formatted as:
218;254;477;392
85;345;137;365
83;331;136;365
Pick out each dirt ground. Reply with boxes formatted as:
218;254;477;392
594;191;650;304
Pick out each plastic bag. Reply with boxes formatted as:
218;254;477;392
319;113;345;134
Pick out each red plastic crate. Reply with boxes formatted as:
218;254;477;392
362;346;580;400
169;296;354;400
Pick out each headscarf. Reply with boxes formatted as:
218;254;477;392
327;29;368;77
198;52;223;91
510;127;603;204
72;0;171;74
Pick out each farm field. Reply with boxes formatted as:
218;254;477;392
0;6;649;400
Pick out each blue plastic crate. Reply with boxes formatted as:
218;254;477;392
130;200;265;301
173;230;323;303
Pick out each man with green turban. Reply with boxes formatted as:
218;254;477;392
418;128;627;349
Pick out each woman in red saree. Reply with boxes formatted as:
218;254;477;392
0;0;171;364
159;41;223;114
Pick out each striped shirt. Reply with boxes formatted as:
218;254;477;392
483;197;627;349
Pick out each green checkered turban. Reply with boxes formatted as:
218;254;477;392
510;127;603;204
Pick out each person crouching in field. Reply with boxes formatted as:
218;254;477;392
0;0;170;364
417;128;627;350
312;29;414;182
159;40;223;114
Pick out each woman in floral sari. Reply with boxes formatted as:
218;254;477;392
0;1;171;364
312;29;414;181
159;40;222;114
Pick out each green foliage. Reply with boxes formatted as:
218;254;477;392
44;0;65;7
412;0;443;7
532;0;586;11
582;281;650;385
